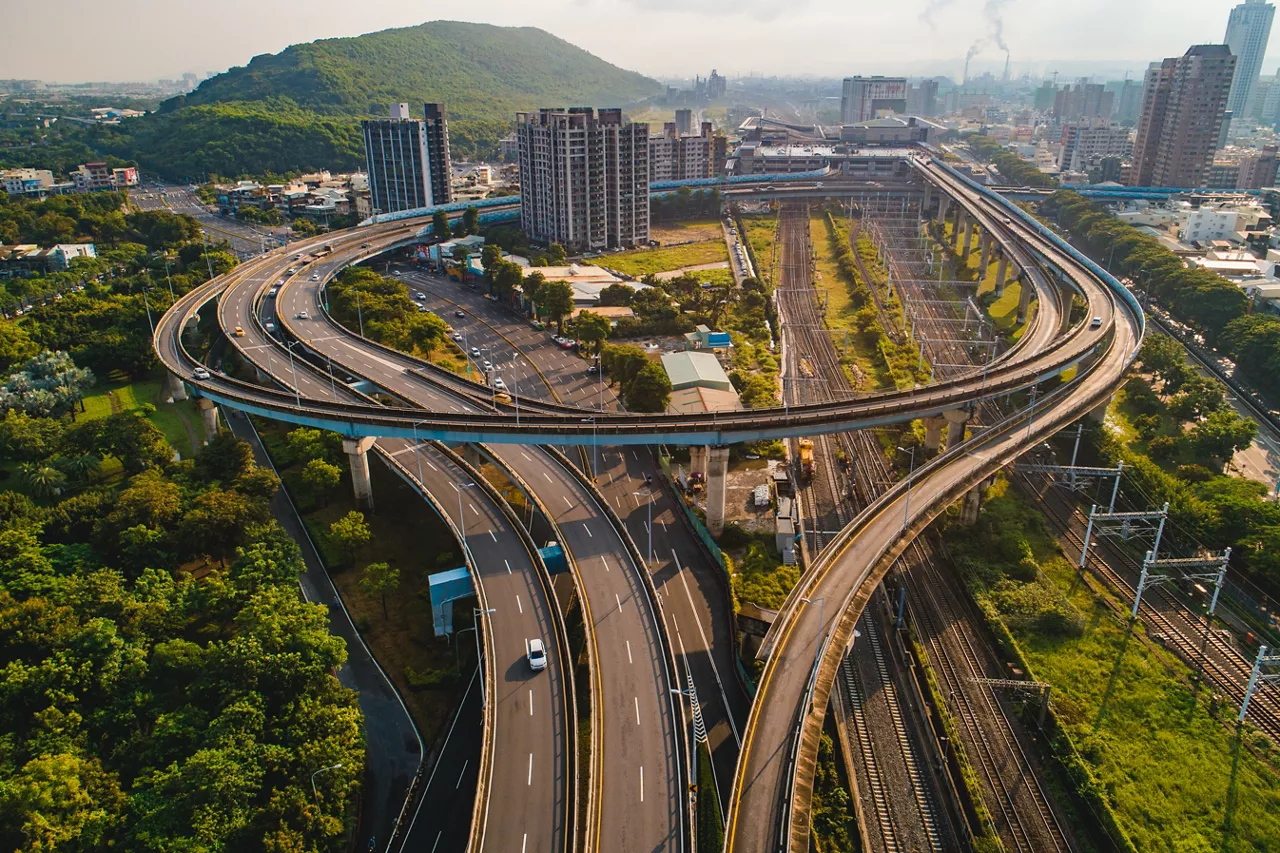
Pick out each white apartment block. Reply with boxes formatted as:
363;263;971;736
840;77;908;124
649;122;714;182
1057;121;1133;172
516;108;650;251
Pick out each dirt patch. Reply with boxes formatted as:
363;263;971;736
723;459;780;534
651;219;724;245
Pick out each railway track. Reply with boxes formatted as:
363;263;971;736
844;201;1076;853
776;202;954;853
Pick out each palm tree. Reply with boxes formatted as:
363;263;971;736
19;463;67;498
56;453;101;483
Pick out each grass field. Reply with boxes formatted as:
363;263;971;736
963;482;1280;853
81;371;205;457
604;240;729;278
812;213;895;392
741;213;779;286
651;218;723;245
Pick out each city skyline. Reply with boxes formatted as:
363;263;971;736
4;0;1280;86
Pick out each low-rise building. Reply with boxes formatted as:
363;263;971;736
838;116;942;146
0;243;95;276
1;168;55;197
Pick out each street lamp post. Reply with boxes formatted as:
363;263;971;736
285;341;303;407
634;489;654;564
456;481;476;565
310;763;343;805
458;607;497;706
800;596;826;675
897;445;916;532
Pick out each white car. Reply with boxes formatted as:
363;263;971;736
471;347;481;357
264;321;277;332
311;274;320;281
452;332;463;341
526;638;547;671
483;360;492;371
192;367;210;381
493;377;506;390
297;310;309;320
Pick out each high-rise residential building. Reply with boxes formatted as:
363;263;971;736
1239;144;1280;187
1053;80;1114;123
1225;0;1275;119
516;107;650;251
674;108;694;136
840;77;907;124
1058;120;1133;172
1111;79;1144;124
362;103;452;215
650;121;723;181
1128;46;1236;187
906;80;939;117
1034;83;1058;113
423;103;453;206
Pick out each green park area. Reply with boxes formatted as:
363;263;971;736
604;239;729;278
81;370;207;458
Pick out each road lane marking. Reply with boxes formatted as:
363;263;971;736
454;760;468;789
529;689;534;716
563;496;572;508
602;556;610;572
489;530;498;542
469;503;479;516
543;472;553;483
522;834;527;853
616;593;623;612
516;594;523;613
527;753;533;785
626;640;633;663
635;696;641;725
505;559;512;574
672;548;743;747
640;766;644;802
431;831;442;853
584;524;593;538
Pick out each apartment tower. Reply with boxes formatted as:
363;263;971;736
1225;0;1275;119
840;77;908;124
362;102;452;215
516;108;650;251
1128;46;1236;187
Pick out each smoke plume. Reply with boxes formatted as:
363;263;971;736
918;0;958;28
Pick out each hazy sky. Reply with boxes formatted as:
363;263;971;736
3;0;1277;84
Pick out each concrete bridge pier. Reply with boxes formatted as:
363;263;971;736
706;446;730;538
937;194;951;226
197;398;219;441
1016;276;1034;323
923;416;946;452
922;184;934;218
944;408;970;449
343;436;378;508
1087;392;1114;423
961;219;975;263
960;481;985;525
951;208;963;249
690;445;709;479
165;371;188;403
994;254;1010;297
978;232;992;276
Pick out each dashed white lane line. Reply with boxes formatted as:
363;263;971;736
469;503;479;516
527;753;533;786
454;760;469;789
543;472;553;483
516;594;523;614
505;559;512;574
562;495;572;508
626;640;633;663
529;689;534;716
616;593;623;612
489;530;498;543
584;524;593;538
635;696;641;725
602;556;610;572
639;766;644;802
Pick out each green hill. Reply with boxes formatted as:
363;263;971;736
94;21;660;179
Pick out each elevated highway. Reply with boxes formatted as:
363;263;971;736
155;159;1144;853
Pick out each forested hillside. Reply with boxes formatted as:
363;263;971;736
92;21;660;179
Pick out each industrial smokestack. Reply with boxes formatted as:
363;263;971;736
1003;52;1011;81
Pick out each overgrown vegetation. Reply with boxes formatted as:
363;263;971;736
0;399;364;850
967;133;1058;189
949;478;1280;853
327;266;451;359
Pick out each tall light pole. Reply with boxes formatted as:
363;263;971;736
458;607;497;706
800;596;826;675
634;489;654;564
285;341;303;407
456;481;476;565
310;763;343;805
897;445;916;532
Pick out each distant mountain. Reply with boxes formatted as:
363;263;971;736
94;21;660;179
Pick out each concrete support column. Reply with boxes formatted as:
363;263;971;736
978;232;992;276
922;184;934;218
690;445;709;479
343;436;378;509
994;254;1009;296
706;446;730;538
1087;392;1114;424
165;371;188;403
197;398;219;441
943;408;970;449
951;209;963;248
923;417;946;452
960;483;983;526
1016;276;1034;323
937;194;951;227
961;219;974;263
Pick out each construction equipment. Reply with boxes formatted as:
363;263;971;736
798;438;816;482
